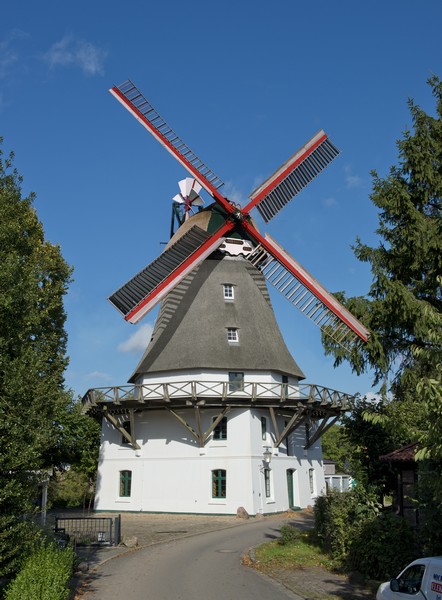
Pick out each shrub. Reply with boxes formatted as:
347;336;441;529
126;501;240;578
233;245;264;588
278;525;301;545
416;463;442;556
0;514;41;578
314;487;380;563
347;511;418;580
5;542;74;600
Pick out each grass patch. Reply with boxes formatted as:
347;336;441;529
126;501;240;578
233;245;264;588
254;529;338;572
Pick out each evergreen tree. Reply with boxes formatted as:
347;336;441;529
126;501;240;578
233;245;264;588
0;140;73;577
324;77;442;461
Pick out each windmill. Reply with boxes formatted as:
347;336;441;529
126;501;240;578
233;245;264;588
108;80;369;352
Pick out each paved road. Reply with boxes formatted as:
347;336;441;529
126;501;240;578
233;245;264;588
82;518;304;600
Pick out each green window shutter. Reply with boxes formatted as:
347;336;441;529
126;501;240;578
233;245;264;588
120;470;132;497
212;469;226;498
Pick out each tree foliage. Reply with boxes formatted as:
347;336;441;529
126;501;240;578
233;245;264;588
49;397;100;508
320;424;352;473
324;77;442;460
0;140;73;576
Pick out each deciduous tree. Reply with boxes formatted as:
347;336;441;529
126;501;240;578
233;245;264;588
0;140;73;577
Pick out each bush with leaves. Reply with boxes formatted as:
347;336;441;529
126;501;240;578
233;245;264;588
416;462;442;556
278;524;301;545
314;487;380;563
347;512;418;580
5;541;74;600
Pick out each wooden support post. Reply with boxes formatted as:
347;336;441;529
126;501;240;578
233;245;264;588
306;414;340;448
194;406;204;447
166;407;200;443
275;410;306;447
269;407;280;443
203;407;229;445
102;409;141;450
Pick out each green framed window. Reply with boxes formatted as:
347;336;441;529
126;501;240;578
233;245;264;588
305;422;311;446
261;417;267;441
264;468;271;498
212;469;226;498
121;420;131;445
213;416;227;440
309;468;315;495
285;419;291;456
119;470;132;497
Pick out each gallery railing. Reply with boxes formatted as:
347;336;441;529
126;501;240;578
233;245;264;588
82;381;352;412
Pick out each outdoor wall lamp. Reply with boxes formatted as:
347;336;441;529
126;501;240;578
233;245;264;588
263;447;272;464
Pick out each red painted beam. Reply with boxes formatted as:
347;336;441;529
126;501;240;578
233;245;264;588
110;86;235;217
241;220;369;342
243;131;328;215
125;220;235;323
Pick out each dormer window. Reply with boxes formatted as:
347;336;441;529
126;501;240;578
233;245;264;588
226;327;238;343
223;284;234;300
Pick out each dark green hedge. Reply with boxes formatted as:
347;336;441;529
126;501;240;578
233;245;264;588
5;542;74;600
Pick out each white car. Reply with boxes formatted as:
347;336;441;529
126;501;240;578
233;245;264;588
376;557;442;599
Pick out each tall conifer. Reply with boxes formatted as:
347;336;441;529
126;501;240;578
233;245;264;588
324;77;441;458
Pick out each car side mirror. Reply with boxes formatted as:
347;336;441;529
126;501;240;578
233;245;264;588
390;579;400;592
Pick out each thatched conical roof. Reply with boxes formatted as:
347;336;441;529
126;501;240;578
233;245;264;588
128;206;305;382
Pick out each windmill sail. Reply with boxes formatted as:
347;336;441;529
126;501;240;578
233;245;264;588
110;81;232;212
109;225;228;323
246;131;340;223
246;233;369;351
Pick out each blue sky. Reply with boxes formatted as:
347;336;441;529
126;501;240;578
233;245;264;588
2;0;441;399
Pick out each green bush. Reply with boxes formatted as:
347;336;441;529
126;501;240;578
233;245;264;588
5;542;74;600
314;488;421;579
0;514;42;578
314;487;380;563
416;464;442;556
347;512;418;580
278;525;301;545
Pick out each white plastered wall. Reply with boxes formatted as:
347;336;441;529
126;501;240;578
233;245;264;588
94;398;326;515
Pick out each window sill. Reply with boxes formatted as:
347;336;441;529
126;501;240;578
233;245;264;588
115;498;132;503
209;500;227;505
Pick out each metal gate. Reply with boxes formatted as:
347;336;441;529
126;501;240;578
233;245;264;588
55;515;121;546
